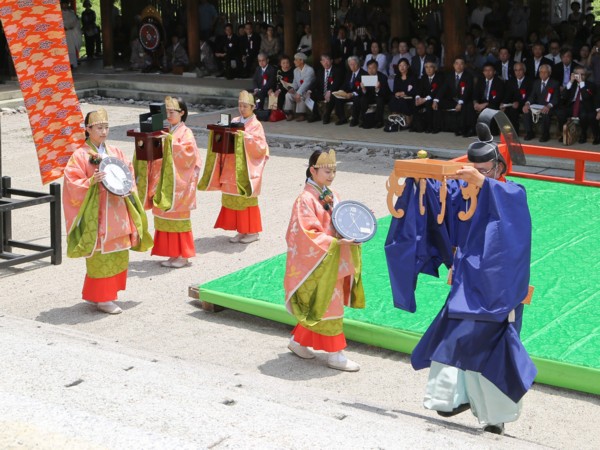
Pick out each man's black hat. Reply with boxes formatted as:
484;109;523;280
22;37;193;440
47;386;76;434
467;123;507;174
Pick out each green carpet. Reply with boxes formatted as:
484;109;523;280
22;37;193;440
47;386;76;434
199;177;600;396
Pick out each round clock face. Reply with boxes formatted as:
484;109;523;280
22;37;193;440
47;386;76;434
99;157;133;197
331;200;377;243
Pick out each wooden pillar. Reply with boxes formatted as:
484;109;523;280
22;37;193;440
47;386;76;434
390;0;410;39
283;0;296;57
187;0;199;66
442;0;466;70
100;0;114;68
310;0;330;58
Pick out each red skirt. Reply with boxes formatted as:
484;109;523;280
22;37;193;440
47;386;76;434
151;230;195;258
291;324;347;352
82;270;127;303
214;205;262;234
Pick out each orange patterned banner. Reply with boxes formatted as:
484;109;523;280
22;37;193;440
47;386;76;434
0;0;85;184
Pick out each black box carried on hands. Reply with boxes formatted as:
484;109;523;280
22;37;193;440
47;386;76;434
139;103;167;132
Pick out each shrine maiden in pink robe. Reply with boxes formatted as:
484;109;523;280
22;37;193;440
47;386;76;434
134;96;202;268
284;149;365;372
63;109;152;314
197;90;269;245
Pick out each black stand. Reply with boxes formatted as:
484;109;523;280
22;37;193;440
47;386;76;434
0;115;62;269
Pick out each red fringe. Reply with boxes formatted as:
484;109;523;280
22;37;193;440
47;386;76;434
82;270;127;303
291;324;347;352
151;230;195;258
214;205;262;234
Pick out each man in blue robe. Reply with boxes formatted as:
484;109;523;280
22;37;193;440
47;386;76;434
385;124;536;435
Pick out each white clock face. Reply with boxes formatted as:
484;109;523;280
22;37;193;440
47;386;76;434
99;157;133;196
332;201;377;243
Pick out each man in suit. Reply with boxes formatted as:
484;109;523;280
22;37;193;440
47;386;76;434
555;66;600;144
214;23;241;79
494;47;514;82
501;62;533;134
283;52;316;121
332;26;354;76
334;56;367;126
410;41;435;80
354;59;390;128
307;54;343;124
473;63;505;131
413;61;444;133
433;56;476;137
525;43;552;79
522;64;560;142
241;22;261;77
251;53;277;111
552;48;581;88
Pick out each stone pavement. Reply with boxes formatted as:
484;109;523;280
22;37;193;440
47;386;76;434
1;76;599;449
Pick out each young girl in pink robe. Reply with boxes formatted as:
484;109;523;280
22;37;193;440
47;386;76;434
198;90;269;244
63;109;152;314
139;97;202;268
284;149;365;371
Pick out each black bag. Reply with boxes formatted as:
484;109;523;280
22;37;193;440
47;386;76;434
255;108;271;122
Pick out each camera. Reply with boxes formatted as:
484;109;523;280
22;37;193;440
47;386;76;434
574;74;581;81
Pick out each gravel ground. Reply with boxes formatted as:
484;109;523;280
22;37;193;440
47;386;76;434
0;103;598;449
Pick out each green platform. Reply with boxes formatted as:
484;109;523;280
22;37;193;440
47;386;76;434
199;177;600;396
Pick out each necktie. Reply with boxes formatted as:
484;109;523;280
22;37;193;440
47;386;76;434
503;64;508;81
350;72;355;89
486;80;491;100
455;73;460;88
541;81;546;93
324;70;329;92
518;79;522;89
429;77;433;85
420;58;425;77
573;85;581;117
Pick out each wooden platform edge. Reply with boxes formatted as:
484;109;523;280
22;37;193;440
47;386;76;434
188;284;226;312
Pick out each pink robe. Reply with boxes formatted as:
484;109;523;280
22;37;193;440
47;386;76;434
145;123;202;220
284;184;360;326
201;114;269;197
63;144;141;254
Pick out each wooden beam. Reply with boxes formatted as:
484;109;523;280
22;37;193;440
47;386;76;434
283;0;296;57
187;0;200;66
442;0;466;70
100;0;114;68
310;0;330;59
390;0;410;39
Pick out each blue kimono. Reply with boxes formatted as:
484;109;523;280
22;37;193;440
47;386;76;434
385;177;537;403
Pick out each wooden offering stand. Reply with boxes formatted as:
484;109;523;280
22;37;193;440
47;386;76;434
386;159;480;224
126;128;168;161
207;124;244;154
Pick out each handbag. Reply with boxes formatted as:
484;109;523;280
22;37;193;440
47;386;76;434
563;118;580;146
269;109;286;122
383;114;407;132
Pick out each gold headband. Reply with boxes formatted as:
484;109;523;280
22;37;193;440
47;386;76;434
165;96;181;111
87;108;108;126
238;90;255;106
313;149;336;168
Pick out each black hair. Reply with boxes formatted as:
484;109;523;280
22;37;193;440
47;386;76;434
170;97;188;122
367;58;378;67
306;150;324;180
84;111;93;138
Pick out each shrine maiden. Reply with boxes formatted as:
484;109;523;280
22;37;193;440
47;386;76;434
135;96;202;268
284;150;365;372
63;109;152;314
197;90;269;244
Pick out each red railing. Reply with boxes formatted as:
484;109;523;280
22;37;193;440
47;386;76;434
453;139;600;188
